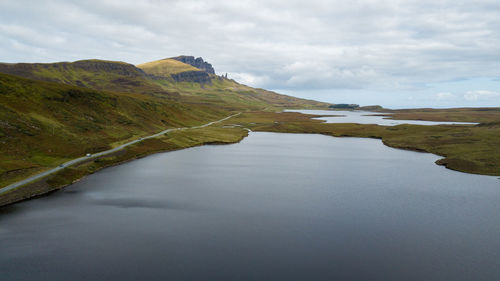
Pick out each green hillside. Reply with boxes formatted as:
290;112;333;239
0;58;328;189
135;58;326;110
137;58;201;76
0;72;229;188
0;59;171;95
0;59;326;110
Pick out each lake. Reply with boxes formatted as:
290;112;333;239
1;132;499;281
285;109;478;126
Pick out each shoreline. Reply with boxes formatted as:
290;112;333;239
0;114;245;207
2;109;499;208
0;132;248;208
2;128;497;208
0;112;241;194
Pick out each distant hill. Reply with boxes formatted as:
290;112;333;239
0;56;328;188
358;105;384;111
136;58;201;76
137;58;212;83
0;56;327;110
328;104;359;109
0;59;170;95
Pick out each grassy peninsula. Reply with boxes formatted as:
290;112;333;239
223;110;500;176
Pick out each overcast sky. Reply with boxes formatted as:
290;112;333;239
1;0;500;108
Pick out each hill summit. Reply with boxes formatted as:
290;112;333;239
137;56;215;83
170;56;215;74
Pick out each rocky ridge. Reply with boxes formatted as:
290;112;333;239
170;70;211;83
171;56;215;74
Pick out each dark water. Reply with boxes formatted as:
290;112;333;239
1;132;499;281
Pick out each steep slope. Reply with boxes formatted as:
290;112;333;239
137;57;327;109
0;57;328;111
136;58;200;76
159;77;328;110
0;56;330;205
137;58;212;83
0;72;228;187
0;56;328;188
0;59;172;95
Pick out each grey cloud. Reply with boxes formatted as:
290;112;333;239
464;90;500;101
1;0;500;99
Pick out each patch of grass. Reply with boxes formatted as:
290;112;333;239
30;153;69;166
374;108;500;123
46;167;87;188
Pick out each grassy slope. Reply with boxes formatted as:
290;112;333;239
0;72;230;187
0;59;328;111
0;59;171;95
135;59;327;110
136;58;201;75
0;59;328;190
153;77;327;111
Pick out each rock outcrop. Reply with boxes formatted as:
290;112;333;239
170;70;211;83
171;56;215;74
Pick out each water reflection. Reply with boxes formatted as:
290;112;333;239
1;133;498;281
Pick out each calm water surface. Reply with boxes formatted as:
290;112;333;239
1;132;499;281
285;109;478;126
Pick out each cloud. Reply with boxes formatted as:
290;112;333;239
230;72;271;86
435;92;456;100
1;0;500;106
280;61;379;89
464;90;500;101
